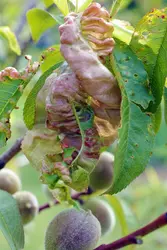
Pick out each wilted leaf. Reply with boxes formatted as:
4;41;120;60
22;125;62;171
27;9;57;42
0;26;21;55
130;8;167;112
0;190;24;250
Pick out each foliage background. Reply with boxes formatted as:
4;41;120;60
0;0;167;249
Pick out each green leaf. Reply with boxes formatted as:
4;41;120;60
109;42;154;109
63;147;75;159
53;0;69;16
110;0;124;18
44;0;54;7
130;8;167;112
104;194;129;236
0;26;21;55
40;45;64;72
50;182;73;204
23;62;62;130
75;0;93;12
78;0;93;12
0;78;24;147
0;190;24;250
53;15;64;25
107;42;155;194
151;104;162;133
110;98;155;194
164;86;167;125
27;9;57;42
110;0;133;16
69;167;89;191
112;19;134;44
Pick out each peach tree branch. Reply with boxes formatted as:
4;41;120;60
95;212;167;250
39;187;93;213
0;138;23;169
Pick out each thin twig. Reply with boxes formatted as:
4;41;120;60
95;212;167;250
14;0;36;39
39;187;93;213
0;138;23;169
12;0;36;67
39;200;59;213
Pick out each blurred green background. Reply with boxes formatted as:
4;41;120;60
0;0;167;249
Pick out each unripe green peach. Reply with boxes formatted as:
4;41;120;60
83;198;116;236
13;191;39;225
0;168;21;194
45;208;101;250
90;152;114;191
42;184;54;201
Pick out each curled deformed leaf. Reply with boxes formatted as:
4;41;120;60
59;3;121;128
21;124;63;171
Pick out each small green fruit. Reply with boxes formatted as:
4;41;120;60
0;168;21;194
13;191;39;225
90;152;114;191
45;208;101;250
83;198;116;236
42;184;54;201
